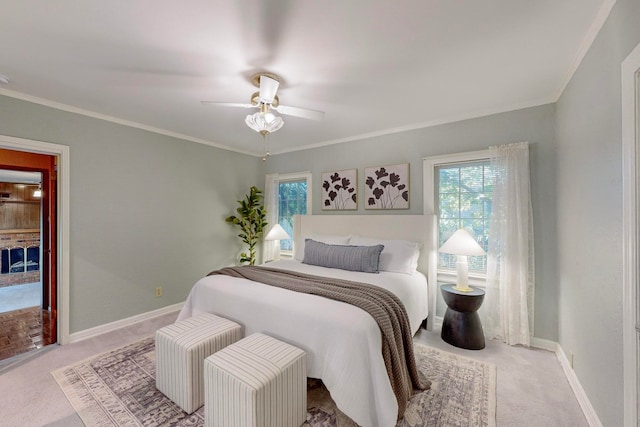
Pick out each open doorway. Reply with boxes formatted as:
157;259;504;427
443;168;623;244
0;149;56;363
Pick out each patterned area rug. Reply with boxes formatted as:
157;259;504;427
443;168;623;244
52;337;496;427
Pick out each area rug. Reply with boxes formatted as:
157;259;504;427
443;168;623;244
52;337;496;427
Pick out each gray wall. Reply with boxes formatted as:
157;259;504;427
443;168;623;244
0;95;261;333
265;104;559;341
555;0;640;425
2;2;635;420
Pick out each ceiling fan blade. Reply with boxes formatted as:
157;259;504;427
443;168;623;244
274;104;325;121
201;101;255;109
259;75;280;104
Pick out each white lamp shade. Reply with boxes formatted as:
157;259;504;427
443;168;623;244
439;228;486;256
265;224;290;241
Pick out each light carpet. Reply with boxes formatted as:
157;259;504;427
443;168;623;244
52;337;496;427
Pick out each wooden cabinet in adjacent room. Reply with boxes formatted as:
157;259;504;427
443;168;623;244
0;182;40;230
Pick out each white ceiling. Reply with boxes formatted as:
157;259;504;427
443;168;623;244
0;1;612;156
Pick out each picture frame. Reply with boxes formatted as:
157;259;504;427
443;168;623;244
321;169;358;210
364;163;409;209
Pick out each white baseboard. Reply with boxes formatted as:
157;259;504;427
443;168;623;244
518;338;603;426
434;315;443;330
530;336;557;352
68;302;183;344
552;342;604;427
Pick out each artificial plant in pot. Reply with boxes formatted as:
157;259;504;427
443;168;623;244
225;186;267;265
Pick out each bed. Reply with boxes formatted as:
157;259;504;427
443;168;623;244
177;214;437;427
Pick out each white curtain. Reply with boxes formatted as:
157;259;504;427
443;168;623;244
263;173;279;263
482;142;535;346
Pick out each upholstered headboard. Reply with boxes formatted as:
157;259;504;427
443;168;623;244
292;214;438;330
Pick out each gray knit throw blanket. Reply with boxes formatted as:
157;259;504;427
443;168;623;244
208;266;431;419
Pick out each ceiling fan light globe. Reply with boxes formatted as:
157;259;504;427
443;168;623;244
245;112;284;135
269;116;284;131
263;112;276;123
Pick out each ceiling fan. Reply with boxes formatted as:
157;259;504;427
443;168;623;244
201;72;324;136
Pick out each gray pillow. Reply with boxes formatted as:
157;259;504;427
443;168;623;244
302;239;384;273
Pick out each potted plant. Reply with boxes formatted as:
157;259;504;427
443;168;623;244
225;186;267;265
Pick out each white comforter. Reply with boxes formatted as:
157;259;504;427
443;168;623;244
177;260;429;427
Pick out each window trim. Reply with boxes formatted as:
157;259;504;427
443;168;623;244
423;149;491;286
276;171;312;256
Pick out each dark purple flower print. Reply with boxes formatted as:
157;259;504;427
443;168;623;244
364;164;409;209
375;168;388;179
322;170;358;210
366;176;375;189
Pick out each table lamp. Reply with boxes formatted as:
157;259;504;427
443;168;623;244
439;228;486;292
264;224;290;261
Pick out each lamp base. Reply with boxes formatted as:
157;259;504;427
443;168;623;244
453;256;472;292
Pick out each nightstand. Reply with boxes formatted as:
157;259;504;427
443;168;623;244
440;284;486;350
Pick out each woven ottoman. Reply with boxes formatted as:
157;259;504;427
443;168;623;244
156;312;242;414
204;333;307;427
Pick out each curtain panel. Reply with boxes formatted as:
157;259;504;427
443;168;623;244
482;142;535;346
263;173;279;263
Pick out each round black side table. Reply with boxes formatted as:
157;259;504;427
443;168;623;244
440;284;486;350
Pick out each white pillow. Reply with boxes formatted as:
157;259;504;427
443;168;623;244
349;236;421;274
293;233;351;261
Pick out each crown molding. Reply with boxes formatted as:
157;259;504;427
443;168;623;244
553;0;617;100
0;88;257;156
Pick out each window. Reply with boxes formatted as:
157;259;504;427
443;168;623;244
436;161;495;272
277;179;308;251
423;150;494;279
265;171;312;254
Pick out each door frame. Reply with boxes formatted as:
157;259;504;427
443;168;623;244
0;150;56;341
0;135;70;344
622;41;640;427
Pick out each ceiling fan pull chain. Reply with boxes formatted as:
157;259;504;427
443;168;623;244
262;134;270;162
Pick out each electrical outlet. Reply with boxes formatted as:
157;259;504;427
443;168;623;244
155;287;162;297
569;351;574;368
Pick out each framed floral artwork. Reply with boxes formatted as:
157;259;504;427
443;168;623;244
364;163;409;209
321;169;357;210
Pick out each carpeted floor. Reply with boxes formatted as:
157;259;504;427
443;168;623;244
52;336;496;427
0;312;589;426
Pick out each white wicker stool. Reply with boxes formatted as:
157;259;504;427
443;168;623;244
155;312;242;414
204;333;307;427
